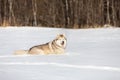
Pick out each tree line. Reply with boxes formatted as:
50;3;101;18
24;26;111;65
0;0;120;28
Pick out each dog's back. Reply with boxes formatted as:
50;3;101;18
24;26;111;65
28;43;52;55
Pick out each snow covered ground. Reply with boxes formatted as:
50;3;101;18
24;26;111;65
0;27;120;80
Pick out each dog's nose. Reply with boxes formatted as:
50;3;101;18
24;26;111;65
61;41;64;45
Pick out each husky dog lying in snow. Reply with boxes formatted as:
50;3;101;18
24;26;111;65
14;34;67;55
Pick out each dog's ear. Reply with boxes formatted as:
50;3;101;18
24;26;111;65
56;34;66;38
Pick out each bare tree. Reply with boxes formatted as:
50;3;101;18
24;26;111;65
111;0;116;26
8;0;16;25
32;0;37;26
2;0;9;26
106;0;110;24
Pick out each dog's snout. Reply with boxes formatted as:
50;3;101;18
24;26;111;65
61;41;64;45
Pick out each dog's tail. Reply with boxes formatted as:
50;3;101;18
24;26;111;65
14;50;28;55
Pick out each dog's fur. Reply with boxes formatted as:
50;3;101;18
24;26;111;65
14;34;67;55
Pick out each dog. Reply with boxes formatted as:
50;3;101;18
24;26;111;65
14;34;67;55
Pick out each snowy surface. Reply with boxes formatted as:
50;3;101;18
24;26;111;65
0;27;120;80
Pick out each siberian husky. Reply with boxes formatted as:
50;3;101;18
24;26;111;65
14;34;67;55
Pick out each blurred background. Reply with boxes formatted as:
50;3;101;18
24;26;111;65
0;0;120;28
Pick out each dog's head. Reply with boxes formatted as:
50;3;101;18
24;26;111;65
54;34;67;48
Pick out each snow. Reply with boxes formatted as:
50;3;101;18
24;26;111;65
0;27;120;80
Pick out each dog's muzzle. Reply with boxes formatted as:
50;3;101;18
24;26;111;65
61;41;64;45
